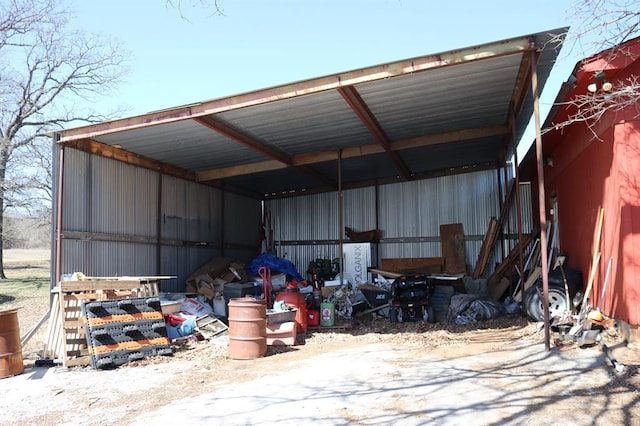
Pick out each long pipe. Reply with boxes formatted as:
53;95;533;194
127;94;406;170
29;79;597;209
510;105;525;305
496;165;505;260
531;48;551;351
54;139;64;287
338;149;344;283
156;170;163;276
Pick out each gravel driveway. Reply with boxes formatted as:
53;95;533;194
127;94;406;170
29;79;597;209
1;317;638;426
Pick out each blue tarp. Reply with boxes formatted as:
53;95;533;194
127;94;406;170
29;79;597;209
248;252;303;282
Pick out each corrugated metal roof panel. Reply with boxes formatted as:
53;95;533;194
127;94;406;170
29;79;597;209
58;28;567;200
218;91;375;155
357;55;521;140
94;120;267;171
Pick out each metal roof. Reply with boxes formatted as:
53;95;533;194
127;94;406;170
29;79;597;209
58;28;567;199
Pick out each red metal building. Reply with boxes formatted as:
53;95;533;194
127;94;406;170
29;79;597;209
521;36;640;326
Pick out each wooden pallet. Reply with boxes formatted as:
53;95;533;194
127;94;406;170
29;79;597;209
43;280;160;367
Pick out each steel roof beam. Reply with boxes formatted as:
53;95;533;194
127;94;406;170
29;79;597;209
337;86;412;179
194;115;337;189
197;124;507;181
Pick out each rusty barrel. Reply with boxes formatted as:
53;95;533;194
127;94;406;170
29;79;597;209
0;309;24;378
227;298;267;360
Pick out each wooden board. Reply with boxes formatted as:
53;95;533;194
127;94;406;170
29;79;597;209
488;276;512;301
473;217;499;279
381;257;443;275
440;223;466;274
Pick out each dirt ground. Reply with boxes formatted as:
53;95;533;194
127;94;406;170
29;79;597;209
1;249;639;425
1;313;639;426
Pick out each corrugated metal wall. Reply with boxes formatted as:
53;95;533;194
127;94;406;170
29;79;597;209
266;168;533;281
52;145;531;290
53;147;261;292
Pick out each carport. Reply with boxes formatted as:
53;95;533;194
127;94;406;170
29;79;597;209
52;27;567;342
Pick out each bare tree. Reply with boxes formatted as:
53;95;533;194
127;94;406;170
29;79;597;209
544;0;640;135
0;0;127;279
166;0;225;21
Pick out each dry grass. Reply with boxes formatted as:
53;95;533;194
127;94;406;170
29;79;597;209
0;248;51;358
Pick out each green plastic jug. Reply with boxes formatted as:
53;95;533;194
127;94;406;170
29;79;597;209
320;301;335;327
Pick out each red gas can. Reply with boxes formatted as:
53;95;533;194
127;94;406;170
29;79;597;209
307;309;319;327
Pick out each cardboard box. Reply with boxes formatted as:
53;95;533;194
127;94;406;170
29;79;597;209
321;286;337;299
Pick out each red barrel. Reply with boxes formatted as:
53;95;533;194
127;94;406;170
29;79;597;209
227;298;267;360
0;309;24;378
275;288;307;333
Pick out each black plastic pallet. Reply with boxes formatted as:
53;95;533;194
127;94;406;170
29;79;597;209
92;346;174;369
84;297;162;318
82;297;172;369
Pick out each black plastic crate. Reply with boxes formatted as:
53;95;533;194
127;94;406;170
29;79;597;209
82;297;172;369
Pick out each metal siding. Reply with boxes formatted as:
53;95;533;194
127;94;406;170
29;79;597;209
88;156;158;236
61;148;90;232
223;191;262;264
266;169;533;277
343;187;377;233
57;149;249;293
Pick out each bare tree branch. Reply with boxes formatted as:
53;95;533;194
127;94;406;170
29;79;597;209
543;0;640;135
0;0;130;277
166;0;225;21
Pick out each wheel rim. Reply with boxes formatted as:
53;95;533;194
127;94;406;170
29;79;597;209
525;286;568;321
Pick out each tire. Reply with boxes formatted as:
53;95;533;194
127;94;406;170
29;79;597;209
524;284;569;322
389;306;398;323
423;305;436;323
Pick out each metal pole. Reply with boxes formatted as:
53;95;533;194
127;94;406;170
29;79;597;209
530;48;551;351
54;140;64;286
156;170;163;276
338;149;344;283
496;164;505;260
510;105;525;306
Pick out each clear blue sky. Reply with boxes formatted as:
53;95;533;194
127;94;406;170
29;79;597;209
71;0;583;149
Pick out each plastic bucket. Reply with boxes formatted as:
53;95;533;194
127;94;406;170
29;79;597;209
227;298;267;360
320;302;335;327
0;309;24;379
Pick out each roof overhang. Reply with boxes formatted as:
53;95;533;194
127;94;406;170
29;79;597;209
58;28;568;199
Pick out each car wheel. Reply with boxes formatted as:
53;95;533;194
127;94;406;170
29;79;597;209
524;284;569;322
